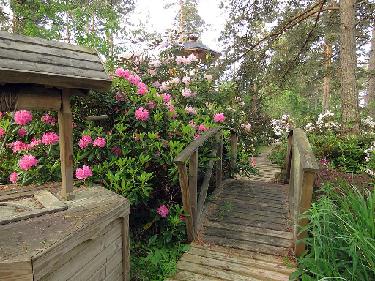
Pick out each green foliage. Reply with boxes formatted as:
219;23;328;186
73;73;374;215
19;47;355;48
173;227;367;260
293;183;375;280
308;133;373;174
268;142;288;167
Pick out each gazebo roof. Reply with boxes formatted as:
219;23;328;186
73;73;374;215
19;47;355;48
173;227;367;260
0;31;111;91
182;38;220;58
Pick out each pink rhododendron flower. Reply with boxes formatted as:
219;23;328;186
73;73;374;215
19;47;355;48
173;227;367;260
17;128;27;137
152;81;161;88
157;205;169;218
185;106;197;115
93;137;106;148
0;127;5;138
147;101;156;109
160;82;170;91
9;141;28;153
75;165;93;180
41;132;59;145
14;110;32;126
135;107;149;121
176;56;185;64
194;134;201;139
182;88;193;97
182;76;191;85
198;124;208;132
0;112;3;119
213;113;226;123
9;172;18;184
115;68;130;79
19;155;38;170
29;138;41;149
78;135;92;149
137;83;148;95
241;123;252;132
162;93;172;103
170;77;180;84
41;114;56;125
251;157;256;167
187;53;198;62
128;74;141;85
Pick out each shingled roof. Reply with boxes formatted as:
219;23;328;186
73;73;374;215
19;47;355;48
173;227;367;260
0;31;111;91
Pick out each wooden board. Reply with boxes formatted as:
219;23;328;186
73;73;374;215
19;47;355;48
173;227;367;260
0;31;111;91
0;261;33;281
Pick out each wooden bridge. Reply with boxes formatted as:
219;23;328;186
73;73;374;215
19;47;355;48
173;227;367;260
168;128;319;281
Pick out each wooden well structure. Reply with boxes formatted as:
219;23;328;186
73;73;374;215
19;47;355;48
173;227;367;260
0;31;130;281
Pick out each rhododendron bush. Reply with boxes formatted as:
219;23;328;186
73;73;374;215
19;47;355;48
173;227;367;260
0;48;265;253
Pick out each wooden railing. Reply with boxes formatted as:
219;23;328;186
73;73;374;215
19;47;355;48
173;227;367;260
284;128;319;256
174;127;237;241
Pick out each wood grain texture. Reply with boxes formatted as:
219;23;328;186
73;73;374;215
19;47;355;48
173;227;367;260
0;261;33;281
59;89;74;200
0;31;111;91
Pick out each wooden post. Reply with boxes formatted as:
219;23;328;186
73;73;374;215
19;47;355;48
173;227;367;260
215;132;223;189
295;171;315;256
177;164;194;242
284;131;293;184
230;132;238;178
189;150;198;232
58;89;74;200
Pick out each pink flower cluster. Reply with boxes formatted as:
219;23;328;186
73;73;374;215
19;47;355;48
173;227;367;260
176;54;198;65
19;155;38;170
157;204;169;218
185;106;197;115
93;137;106;148
41;114;56;126
135;107;149;121
161;93;172;104
41;132;59;145
198;124;208;132
18;128;27;137
8;138;41;153
213;113;226;123
115;67;148;95
14;110;32;126
9;172;18;184
75;165;93;180
0;127;5;138
79;135;92;149
182;88;196;98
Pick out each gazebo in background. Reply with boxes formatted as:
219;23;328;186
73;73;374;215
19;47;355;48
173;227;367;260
180;34;220;61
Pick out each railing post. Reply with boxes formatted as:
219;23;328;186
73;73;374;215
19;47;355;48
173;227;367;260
176;164;195;242
189;150;198;233
215;132;223;189
295;171;315;256
230;132;238;178
284;130;293;184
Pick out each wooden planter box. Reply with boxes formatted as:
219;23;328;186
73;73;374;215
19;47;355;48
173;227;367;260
0;185;130;281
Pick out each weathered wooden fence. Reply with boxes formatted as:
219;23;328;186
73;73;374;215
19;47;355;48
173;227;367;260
284;128;319;256
174;127;237;241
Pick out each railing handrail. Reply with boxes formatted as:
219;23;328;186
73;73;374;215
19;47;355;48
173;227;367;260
174;127;221;164
174;126;237;242
285;128;319;256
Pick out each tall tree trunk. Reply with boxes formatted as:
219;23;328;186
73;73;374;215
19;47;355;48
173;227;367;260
368;26;375;117
339;0;359;133
322;40;332;112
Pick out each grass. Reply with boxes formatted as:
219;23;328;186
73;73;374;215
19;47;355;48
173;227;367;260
292;183;375;281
